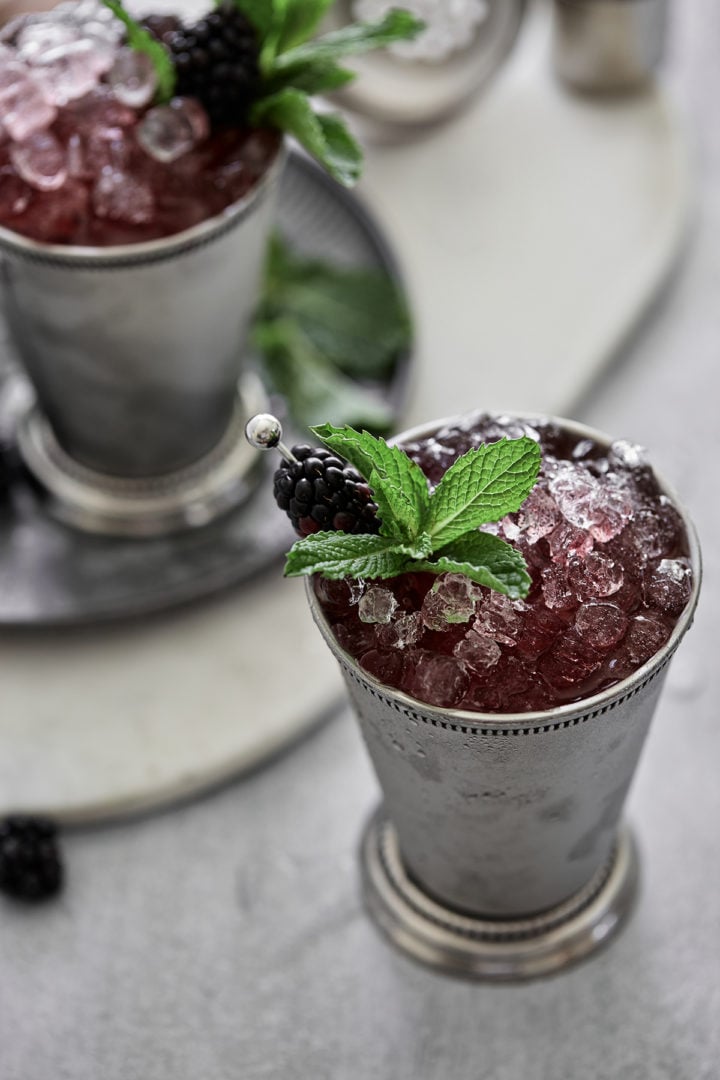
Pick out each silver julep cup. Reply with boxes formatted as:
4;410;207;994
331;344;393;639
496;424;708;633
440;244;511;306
307;416;701;978
552;0;668;93
0;143;285;534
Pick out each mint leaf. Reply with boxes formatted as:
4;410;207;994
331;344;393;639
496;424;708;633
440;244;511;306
311;424;431;543
101;0;176;103
285;532;412;580
274;0;336;53
251;90;362;186
417;531;532;599
231;0;281;40
262;235;411;379
254;318;393;432
428;437;541;548
271;9;424;72
263;59;355;96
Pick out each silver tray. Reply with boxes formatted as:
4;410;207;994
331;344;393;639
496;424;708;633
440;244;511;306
0;152;411;627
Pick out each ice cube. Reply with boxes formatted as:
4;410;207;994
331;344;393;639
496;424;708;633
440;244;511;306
549;463;599;529
622;613;670;666
550;462;633;542
517;487;560;544
377;612;423;650
587;475;635;542
137;98;209;164
473;590;521;645
454;629;501;672
574;602;628;650
84;126;131;177
108;47;158;109
61;89;136;133
348;580;366;605
608;440;649;470
92;170;155;225
540;564;577;611
16;21;77;59
406;650;469;708
0;62;56;141
358;586;398;625
10;131;67;192
499;516;521;541
31;39;114;105
568;552;623;600
616;500;683;565
80;19;124;45
360;647;404;687
539;632;602;691
643;558;692;617
547;521;594;565
514;603;563;661
421;574;476;629
211;158;254;203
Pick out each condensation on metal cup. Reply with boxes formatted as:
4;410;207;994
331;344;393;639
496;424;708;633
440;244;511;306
553;0;668;94
0;141;285;536
306;415;701;979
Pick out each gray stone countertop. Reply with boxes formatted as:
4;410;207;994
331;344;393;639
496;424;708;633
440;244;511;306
2;4;720;1078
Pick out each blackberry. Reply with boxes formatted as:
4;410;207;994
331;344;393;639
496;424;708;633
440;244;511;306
0;816;63;901
165;0;261;128
274;445;381;538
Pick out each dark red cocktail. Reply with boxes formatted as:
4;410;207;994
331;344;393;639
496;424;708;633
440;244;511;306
0;0;278;245
314;413;694;712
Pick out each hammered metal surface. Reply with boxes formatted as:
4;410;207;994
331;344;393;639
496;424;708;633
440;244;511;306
0;153;410;625
340;650;667;916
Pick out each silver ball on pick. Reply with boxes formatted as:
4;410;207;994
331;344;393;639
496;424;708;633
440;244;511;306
244;414;298;463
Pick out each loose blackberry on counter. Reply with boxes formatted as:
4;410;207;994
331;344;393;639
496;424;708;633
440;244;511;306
0;816;64;902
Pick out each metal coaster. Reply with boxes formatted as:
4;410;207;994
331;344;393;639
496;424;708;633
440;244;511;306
16;374;267;538
360;808;639;981
0;152;411;625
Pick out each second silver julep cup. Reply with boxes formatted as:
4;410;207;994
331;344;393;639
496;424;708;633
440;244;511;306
307;415;701;978
0;140;285;535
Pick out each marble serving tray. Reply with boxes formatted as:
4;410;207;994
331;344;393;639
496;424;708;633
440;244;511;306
0;1;690;821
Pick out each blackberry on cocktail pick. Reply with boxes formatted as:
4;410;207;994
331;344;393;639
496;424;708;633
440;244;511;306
0;816;63;902
245;414;380;538
166;0;261;128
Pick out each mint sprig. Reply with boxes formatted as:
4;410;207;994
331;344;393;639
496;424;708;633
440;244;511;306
100;0;176;104
249;6;424;184
284;426;542;599
100;0;422;184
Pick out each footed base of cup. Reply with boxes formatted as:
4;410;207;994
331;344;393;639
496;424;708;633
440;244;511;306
16;373;268;538
360;807;639;981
